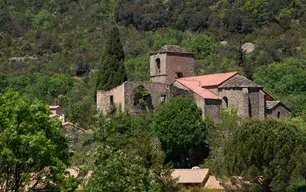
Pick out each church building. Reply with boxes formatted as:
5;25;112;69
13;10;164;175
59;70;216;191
97;45;291;122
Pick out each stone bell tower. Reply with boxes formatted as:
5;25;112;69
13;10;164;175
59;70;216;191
150;45;195;84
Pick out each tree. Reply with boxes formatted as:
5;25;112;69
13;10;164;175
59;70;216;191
97;25;127;91
86;113;179;192
0;91;70;191
210;119;306;191
152;97;210;167
253;58;304;91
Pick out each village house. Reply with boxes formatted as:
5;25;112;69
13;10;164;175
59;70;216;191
96;45;291;122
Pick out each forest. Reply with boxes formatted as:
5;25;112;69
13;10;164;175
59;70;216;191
0;0;306;191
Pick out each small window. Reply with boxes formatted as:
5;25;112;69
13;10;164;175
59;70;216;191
277;111;281;119
110;95;114;105
156;58;161;73
177;72;184;78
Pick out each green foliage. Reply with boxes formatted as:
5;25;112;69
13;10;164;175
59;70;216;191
209;119;306;191
31;9;52;29
99;0;116;20
97;25;127;91
253;58;304;91
184;34;217;59
0;91;70;191
87;113;179;191
152;97;210;167
125;55;149;81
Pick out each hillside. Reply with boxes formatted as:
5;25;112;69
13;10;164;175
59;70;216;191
1;0;306;126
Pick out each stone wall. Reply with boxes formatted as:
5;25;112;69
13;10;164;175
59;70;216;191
150;52;194;84
96;83;125;114
123;82;170;114
150;53;167;83
169;85;194;98
204;99;221;122
266;105;292;119
218;88;249;118
193;94;205;119
166;53;194;84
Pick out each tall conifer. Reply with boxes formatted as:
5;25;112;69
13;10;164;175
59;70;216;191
97;25;127;90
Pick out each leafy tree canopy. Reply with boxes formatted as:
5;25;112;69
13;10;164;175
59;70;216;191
210;119;306;192
152;97;210;167
0;91;70;191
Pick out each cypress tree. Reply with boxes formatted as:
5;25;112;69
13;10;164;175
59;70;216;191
97;25;127;91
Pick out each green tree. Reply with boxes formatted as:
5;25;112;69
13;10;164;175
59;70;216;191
0;91;70;191
184;34;217;59
87;113;179;192
97;25;127;91
152;97;210;167
210;119;306;191
253;58;304;91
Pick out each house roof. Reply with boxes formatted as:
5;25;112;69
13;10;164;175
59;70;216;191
171;169;209;184
204;175;224;189
219;74;261;88
154;45;193;55
180;72;238;87
266;101;280;110
266;101;292;112
176;79;220;100
263;90;275;101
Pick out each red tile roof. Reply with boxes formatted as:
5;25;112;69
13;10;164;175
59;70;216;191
181;72;238;87
176;79;220;100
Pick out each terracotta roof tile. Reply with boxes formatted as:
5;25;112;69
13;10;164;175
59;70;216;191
204;176;224;189
176;79;220;100
181;72;238;87
171;169;209;184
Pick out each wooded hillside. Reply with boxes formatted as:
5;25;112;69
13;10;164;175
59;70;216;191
1;0;306;125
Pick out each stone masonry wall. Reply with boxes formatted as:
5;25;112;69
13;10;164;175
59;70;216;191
96;83;125;115
267;105;292;118
166;53;194;84
150;53;167;83
123;82;170;114
218;88;250;118
204;99;222;122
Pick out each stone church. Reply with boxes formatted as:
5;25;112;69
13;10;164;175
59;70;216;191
97;45;291;122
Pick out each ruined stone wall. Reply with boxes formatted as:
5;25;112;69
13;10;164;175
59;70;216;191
96;83;125;114
204;99;221;122
166;53;194;84
266;105;292;118
218;88;250;118
123;82;170;114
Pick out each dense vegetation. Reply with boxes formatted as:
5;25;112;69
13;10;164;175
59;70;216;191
1;0;306;123
1;0;306;191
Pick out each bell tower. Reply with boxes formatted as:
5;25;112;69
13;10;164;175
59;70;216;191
150;45;195;84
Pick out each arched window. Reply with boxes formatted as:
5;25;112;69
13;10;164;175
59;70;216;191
156;58;161;73
223;97;229;108
277;111;281;119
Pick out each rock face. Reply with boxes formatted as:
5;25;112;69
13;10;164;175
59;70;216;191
241;43;255;53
